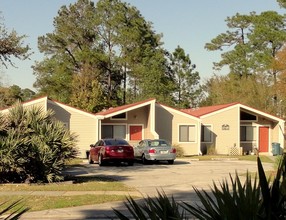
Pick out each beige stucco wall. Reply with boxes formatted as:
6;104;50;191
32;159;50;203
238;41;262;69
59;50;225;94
155;105;200;155
201;107;284;155
201;106;240;155
48;102;97;158
101;106;154;146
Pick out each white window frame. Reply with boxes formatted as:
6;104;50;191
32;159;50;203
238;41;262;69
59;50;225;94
240;125;257;142
101;123;127;139
178;124;197;143
201;124;212;143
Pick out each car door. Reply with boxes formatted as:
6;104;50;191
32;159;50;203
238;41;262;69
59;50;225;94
134;140;145;158
93;140;102;162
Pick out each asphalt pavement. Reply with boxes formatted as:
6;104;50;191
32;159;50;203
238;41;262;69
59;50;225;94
2;157;275;220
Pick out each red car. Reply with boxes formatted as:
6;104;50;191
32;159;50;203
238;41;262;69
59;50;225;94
88;138;134;166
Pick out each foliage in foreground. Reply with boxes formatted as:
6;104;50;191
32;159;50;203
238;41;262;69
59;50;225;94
0;103;78;183
0;200;29;220
113;154;286;219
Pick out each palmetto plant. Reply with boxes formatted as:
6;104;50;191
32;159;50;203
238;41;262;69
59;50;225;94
113;190;186;220
257;154;286;219
0;102;78;183
0;199;29;220
183;173;261;219
114;154;286;220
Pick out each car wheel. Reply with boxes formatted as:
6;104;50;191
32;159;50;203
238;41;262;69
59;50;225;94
167;160;174;165
142;155;148;165
88;154;93;164
98;154;105;166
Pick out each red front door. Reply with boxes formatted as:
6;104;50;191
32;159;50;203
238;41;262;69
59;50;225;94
130;125;142;141
259;126;269;153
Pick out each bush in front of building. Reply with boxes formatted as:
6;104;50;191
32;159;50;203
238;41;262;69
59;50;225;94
0;102;78;183
172;143;184;157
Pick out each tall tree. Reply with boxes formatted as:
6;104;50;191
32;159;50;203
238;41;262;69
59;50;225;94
271;47;286;118
204;10;286;114
0;15;31;68
70;63;108;112
201;73;274;113
33;0;99;104
0;85;35;108
169;46;201;108
205;11;286;78
33;0;175;110
205;13;254;77
277;0;286;8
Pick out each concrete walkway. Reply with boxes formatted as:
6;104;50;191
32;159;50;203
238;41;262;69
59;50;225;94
0;158;275;220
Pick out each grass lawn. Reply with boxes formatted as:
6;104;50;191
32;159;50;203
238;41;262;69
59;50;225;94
0;175;138;213
185;155;275;163
0;176;136;192
0;194;128;212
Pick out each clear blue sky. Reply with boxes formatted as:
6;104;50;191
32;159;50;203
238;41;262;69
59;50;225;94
1;0;284;90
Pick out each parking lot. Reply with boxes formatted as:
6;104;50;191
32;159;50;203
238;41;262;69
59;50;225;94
65;158;274;202
21;158;274;219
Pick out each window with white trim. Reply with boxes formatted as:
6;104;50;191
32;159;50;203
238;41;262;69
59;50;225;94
240;126;256;141
179;125;196;142
102;125;126;139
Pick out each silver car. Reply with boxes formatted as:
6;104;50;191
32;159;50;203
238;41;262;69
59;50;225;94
134;139;176;164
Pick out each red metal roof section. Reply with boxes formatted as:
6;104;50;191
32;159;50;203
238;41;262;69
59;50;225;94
181;103;238;117
95;98;155;116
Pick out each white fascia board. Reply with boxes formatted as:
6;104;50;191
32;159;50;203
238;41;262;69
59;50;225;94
0;96;49;113
199;103;285;123
199;105;238;119
156;104;200;122
23;96;48;109
48;100;101;120
238;104;285;123
102;100;156;118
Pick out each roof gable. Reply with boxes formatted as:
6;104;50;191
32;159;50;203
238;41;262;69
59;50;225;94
181;103;238;117
47;98;99;118
0;96;49;112
95;98;156;117
181;102;284;123
157;102;200;121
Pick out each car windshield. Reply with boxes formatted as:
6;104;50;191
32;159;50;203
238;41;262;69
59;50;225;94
148;140;168;147
105;139;129;146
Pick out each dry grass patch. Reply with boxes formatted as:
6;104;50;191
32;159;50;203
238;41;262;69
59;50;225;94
0;194;128;212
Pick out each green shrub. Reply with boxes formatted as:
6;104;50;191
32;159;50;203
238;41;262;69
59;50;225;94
0;103;78;183
173;144;184;157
